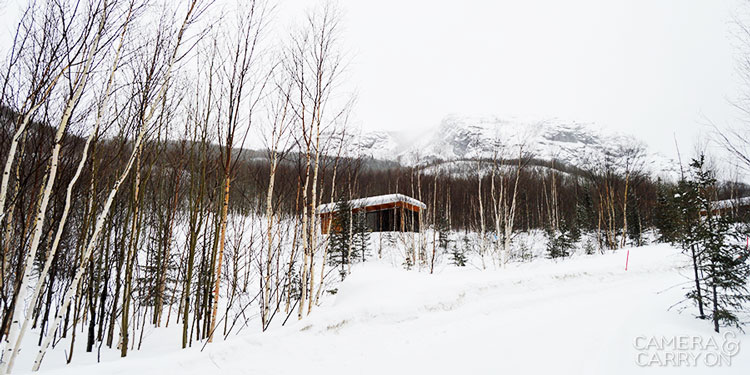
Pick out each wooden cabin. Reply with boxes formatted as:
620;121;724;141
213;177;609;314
318;194;427;234
700;196;750;222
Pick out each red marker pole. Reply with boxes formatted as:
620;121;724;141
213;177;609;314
625;250;630;271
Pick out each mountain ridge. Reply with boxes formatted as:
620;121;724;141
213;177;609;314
350;114;679;177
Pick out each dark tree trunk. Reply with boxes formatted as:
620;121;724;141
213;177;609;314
691;244;705;319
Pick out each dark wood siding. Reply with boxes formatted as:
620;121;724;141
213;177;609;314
320;201;423;234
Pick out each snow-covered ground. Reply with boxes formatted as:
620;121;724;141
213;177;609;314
19;243;749;375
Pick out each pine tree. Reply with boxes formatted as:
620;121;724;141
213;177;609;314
569;186;594;248
654;181;681;243
328;198;353;280
352;210;370;262
517;241;533;261
583;238;596;255
546;220;575;259
287;267;302;301
575;186;595;232
627;193;643;246
451;234;469;266
686;156;750;332
677;160;710;320
699;215;750;332
569;216;582;244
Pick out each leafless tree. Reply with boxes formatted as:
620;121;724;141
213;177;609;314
260;73;293;330
207;0;272;343
284;2;347;320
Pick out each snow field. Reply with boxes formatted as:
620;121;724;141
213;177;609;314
25;243;749;375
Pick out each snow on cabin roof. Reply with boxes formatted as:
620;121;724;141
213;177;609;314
317;194;427;214
706;196;750;211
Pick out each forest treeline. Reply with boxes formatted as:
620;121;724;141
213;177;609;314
9;110;750;241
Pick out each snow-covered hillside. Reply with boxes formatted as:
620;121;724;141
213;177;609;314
26;243;749;375
353;115;679;177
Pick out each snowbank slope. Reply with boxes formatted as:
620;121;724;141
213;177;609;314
29;244;749;375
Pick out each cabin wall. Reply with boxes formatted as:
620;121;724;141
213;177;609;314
319;201;423;234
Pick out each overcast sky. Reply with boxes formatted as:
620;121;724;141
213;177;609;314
277;0;746;161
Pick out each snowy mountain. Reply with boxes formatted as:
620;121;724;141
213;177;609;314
351;115;679;177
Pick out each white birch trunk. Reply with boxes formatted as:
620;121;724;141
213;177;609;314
477;160;486;269
32;126;144;371
0;6;107;371
0;70;67;224
306;125;321;315
503;157;522;266
30;0;194;367
261;154;277;328
297;155;311;320
3;5;130;370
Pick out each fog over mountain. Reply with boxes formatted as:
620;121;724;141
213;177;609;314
349;115;679;177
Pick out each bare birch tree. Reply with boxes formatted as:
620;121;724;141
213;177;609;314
31;0;203;369
1;1;117;372
284;2;345;320
1;1;138;372
208;0;271;343
261;76;293;330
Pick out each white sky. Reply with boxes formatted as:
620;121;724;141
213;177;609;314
0;0;746;162
277;0;746;161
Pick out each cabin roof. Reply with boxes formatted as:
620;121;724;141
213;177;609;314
704;196;750;212
317;193;427;214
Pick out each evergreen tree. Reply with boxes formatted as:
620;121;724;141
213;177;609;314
627;193;643;246
517;241;533;261
569;217;582;244
287;267;302;301
698;214;750;332
328;197;353;280
578;187;595;229
676;175;707;319
583;238;596;255
546;220;575;259
451;234;469;266
571;185;594;245
654;181;681;243
685;156;750;332
352;210;370;262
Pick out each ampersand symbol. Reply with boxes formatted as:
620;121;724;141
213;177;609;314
722;331;741;357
